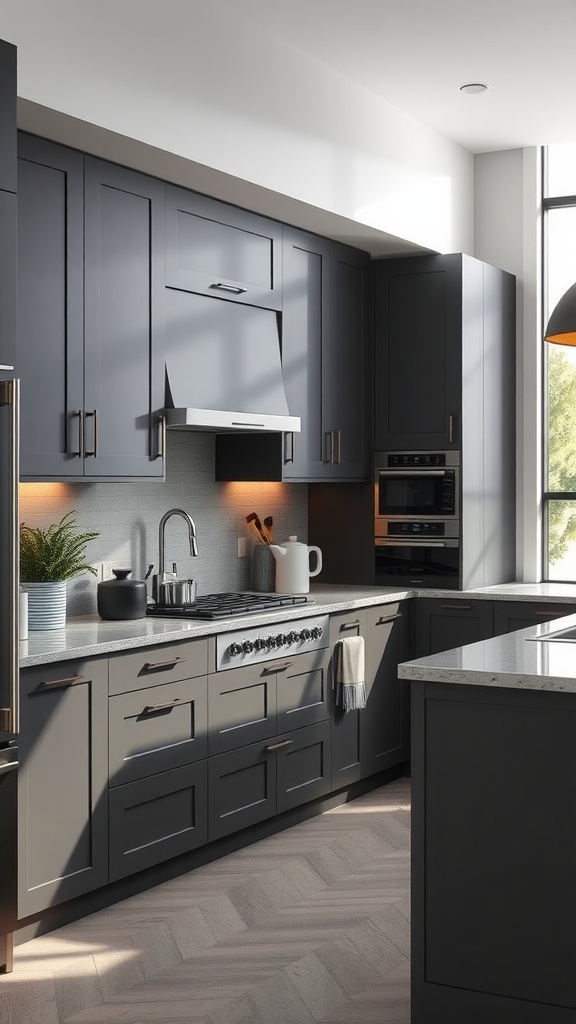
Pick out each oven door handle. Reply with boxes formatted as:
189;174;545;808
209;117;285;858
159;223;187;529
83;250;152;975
378;469;446;477
375;539;457;548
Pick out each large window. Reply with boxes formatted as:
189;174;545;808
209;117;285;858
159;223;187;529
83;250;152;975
544;144;576;580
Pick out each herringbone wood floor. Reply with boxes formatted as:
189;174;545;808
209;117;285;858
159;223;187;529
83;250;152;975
0;777;411;1024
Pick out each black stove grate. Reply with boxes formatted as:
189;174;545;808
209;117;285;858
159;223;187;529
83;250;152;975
146;592;310;620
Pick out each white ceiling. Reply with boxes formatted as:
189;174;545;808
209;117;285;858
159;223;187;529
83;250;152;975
222;0;576;154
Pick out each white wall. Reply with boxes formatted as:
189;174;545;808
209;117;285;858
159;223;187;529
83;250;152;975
3;0;474;256
474;147;542;581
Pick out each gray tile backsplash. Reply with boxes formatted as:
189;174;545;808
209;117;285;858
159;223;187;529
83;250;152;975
19;432;308;616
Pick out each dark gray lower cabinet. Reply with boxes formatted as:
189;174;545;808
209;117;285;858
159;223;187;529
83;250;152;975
109;761;207;882
363;602;410;776
108;675;208;787
330;611;367;789
18;659;109;919
208;740;276;841
414;597;494;657
412;679;576;1023
492;600;576;636
208;720;332;842
330;603;411;788
276;720;332;814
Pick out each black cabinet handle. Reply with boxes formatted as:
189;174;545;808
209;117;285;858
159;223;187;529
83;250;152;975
439;603;472;611
209;282;247;294
72;410;84;457
142;656;185;671
324;431;333;463
142;698;181;714
340;619;360;630
375;613;403;625
284;431;295;464
261;661;293;675
84;409;98;457
332;429;341;464
156;414;166;460
265;739;294;752
40;673;86;689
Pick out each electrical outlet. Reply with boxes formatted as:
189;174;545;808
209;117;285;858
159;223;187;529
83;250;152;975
101;563;117;580
237;537;248;558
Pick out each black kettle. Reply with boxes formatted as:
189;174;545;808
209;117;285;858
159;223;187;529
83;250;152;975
97;569;148;620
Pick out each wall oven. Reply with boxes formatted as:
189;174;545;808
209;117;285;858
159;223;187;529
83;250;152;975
374;451;460;588
374;450;459;526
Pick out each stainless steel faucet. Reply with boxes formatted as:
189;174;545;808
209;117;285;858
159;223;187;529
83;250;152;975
158;507;198;575
153;508;198;600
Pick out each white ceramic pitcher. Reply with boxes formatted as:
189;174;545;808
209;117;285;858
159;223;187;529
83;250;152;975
269;536;322;594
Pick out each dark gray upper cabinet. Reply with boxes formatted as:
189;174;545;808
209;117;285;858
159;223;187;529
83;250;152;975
374;254;463;450
165;185;282;310
17;136;85;477
281;227;330;479
327;242;371;480
0;39;16;371
0;39;16;195
18;658;109;918
83;158;165;479
214;230;371;483
17;138;165;481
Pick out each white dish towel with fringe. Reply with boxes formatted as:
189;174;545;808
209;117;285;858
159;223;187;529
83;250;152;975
335;636;366;711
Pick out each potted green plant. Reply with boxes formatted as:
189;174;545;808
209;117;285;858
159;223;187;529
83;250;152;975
20;511;99;630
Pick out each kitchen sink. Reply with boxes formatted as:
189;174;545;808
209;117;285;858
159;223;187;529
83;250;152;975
528;625;576;642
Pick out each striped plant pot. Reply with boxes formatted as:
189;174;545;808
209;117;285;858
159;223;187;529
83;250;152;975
22;581;67;630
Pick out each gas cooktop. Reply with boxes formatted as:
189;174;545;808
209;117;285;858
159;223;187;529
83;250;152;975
146;591;311;620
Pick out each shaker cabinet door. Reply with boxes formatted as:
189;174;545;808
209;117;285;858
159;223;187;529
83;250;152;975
83;159;165;478
18;658;109;917
165;186;282;310
17;135;85;478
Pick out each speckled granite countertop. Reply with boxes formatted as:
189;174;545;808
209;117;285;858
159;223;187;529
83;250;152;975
19;585;413;668
399;611;576;693
20;581;576;670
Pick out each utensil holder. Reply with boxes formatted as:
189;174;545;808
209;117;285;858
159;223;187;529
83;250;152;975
251;544;275;593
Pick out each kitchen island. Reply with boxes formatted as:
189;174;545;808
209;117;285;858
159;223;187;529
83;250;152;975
399;612;576;1024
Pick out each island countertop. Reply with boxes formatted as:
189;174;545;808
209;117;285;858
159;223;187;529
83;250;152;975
399;609;576;693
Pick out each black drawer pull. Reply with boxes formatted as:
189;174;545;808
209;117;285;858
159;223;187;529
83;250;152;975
142;698;181;714
265;739;294;752
439;604;472;611
340;619;360;630
40;673;85;689
534;608;563;616
375;613;403;625
210;282;247;294
142;656;185;671
262;661;293;675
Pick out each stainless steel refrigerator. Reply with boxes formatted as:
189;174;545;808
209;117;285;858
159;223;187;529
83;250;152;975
0;375;19;972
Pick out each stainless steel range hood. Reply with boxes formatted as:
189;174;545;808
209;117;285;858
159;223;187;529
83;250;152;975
163;292;300;433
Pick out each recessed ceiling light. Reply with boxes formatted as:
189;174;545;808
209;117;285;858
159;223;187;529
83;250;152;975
459;82;488;95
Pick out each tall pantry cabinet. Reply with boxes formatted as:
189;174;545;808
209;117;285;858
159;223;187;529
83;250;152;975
373;252;517;590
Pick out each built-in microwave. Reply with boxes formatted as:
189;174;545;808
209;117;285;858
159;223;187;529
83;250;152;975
374;450;459;534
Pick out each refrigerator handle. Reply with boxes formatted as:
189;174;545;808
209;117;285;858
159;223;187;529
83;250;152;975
0;379;19;735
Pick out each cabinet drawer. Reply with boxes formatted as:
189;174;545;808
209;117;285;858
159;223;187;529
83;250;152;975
208;741;276;842
276;648;330;732
109;639;208;695
208;664;277;756
492;601;576;637
109;760;207;881
109;675;208;787
276;720;332;815
165;186;282;310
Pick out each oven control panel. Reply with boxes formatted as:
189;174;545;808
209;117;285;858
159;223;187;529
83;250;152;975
388;521;446;536
216;615;329;670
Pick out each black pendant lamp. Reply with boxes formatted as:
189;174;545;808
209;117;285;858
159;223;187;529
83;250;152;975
545;282;576;345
